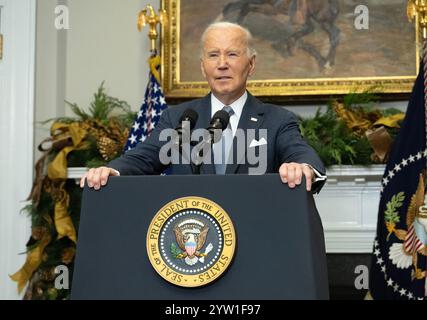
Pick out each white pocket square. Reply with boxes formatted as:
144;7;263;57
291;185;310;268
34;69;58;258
249;138;267;148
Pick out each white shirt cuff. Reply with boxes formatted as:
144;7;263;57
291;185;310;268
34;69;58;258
302;163;327;183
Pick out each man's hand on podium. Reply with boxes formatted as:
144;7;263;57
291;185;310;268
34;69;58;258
279;162;314;192
80;167;120;190
79;164;316;192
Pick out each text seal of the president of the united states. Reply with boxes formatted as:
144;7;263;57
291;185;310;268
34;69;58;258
147;196;236;287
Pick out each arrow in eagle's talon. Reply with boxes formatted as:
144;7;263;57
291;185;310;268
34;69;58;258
199;243;214;264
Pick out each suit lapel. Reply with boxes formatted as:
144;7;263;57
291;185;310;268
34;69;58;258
226;93;265;174
193;95;211;130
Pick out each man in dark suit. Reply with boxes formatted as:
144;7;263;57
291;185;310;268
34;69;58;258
81;22;326;192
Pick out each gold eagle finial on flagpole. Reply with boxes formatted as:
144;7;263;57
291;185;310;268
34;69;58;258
137;4;168;53
408;0;427;40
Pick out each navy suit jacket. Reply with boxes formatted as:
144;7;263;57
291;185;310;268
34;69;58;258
109;92;326;193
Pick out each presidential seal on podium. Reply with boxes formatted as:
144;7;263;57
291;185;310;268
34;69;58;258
146;196;236;287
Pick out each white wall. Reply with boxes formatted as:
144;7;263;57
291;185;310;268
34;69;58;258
0;0;35;300
34;0;67;160
65;0;153;117
34;0;156;160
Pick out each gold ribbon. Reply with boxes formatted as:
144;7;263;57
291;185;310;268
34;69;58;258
333;102;371;135
27;153;48;207
28;121;90;207
373;113;405;128
46;122;87;244
10;231;51;293
149;55;161;84
12;122;87;292
52;181;77;243
48;122;90;180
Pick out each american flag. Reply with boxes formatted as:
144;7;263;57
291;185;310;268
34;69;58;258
124;55;168;151
369;63;427;300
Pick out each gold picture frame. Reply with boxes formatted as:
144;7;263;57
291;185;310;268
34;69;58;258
161;0;420;101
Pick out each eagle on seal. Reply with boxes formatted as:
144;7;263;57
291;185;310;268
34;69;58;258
173;219;211;266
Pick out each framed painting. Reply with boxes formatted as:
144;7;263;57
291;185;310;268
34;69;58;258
161;0;420;101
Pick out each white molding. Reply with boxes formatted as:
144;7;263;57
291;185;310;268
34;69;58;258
315;165;385;253
68;165;386;254
0;0;36;300
68;167;88;180
323;230;376;253
326;165;385;177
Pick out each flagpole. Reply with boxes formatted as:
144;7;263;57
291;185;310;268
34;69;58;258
123;5;169;152
408;0;427;168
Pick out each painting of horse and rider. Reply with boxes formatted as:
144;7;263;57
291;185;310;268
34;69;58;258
177;0;416;82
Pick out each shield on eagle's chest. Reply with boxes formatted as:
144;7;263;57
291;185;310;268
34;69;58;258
185;241;197;257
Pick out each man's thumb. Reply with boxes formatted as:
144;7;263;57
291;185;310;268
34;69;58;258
109;168;120;176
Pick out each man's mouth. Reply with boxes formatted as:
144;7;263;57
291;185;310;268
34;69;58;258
216;76;232;80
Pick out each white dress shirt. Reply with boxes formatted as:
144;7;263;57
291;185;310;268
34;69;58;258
211;91;247;136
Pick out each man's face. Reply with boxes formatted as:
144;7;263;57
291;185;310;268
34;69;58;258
201;27;256;104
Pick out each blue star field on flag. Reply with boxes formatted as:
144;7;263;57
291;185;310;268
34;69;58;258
124;60;168;151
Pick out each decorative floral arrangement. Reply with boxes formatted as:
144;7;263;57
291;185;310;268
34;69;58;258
11;83;135;300
300;90;404;166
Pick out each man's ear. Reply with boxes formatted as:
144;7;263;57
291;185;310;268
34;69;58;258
248;55;256;77
200;59;207;79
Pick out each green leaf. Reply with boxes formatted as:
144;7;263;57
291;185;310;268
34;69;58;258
384;192;405;224
170;242;182;259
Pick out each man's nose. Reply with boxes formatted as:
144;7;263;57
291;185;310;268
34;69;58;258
218;55;229;69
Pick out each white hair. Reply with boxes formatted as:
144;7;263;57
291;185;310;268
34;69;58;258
200;22;257;58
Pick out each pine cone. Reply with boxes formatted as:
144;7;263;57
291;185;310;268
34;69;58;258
98;136;120;161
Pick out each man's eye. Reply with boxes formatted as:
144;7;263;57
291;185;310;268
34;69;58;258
208;53;219;58
228;52;238;57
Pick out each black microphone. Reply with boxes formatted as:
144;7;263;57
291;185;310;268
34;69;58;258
175;108;198;147
167;109;199;167
206;110;230;144
177;108;198;132
191;110;230;174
